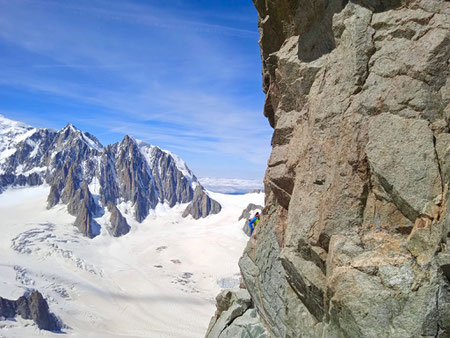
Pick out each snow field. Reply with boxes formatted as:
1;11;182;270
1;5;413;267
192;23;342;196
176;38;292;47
0;186;263;337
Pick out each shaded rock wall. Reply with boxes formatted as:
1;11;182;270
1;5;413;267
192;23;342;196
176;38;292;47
107;201;131;237
182;185;222;219
0;291;61;332
210;0;450;337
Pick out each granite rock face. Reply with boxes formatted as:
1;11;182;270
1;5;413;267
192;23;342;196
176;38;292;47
206;289;267;338
0;291;61;331
182;185;222;219
0;118;221;238
107;202;131;237
209;0;450;337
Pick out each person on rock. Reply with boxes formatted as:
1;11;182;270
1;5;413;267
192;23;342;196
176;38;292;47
248;212;260;235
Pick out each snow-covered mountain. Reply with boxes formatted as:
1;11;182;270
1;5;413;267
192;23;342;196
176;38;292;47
0;116;37;172
0;115;221;238
0;114;265;337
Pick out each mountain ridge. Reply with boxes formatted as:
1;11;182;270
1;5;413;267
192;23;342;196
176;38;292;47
0;115;221;238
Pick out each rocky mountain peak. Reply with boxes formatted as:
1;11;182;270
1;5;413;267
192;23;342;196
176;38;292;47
0;116;36;171
61;122;77;132
121;134;134;145
57;123;103;152
0;117;222;238
0;114;33;134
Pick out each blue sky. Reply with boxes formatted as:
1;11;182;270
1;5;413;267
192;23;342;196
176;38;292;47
0;0;272;180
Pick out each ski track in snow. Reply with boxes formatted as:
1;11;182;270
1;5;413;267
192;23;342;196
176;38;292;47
0;186;263;337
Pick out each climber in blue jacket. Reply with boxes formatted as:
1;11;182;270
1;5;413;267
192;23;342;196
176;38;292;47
248;212;260;235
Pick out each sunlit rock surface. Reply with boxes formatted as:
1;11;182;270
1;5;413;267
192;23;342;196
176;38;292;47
208;0;450;336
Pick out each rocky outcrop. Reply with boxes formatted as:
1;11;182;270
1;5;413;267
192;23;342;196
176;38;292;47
58;172;99;238
209;0;450;337
206;289;267;338
0;291;61;331
0;173;42;193
107;202;130;237
182;185;222;219
73;199;99;239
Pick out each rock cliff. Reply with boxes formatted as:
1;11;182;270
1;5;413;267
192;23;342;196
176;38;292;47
0;291;61;331
107;201;131;237
208;0;450;337
182;185;222;219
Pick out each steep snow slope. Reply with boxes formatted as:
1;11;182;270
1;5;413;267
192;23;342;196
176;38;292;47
0;115;36;170
0;185;263;337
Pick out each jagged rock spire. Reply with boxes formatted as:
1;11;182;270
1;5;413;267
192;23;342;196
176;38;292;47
182;185;221;219
1;119;222;238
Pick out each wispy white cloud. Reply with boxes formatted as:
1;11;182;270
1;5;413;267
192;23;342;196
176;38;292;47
0;0;271;179
31;63;144;69
5;0;259;38
0;64;271;169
